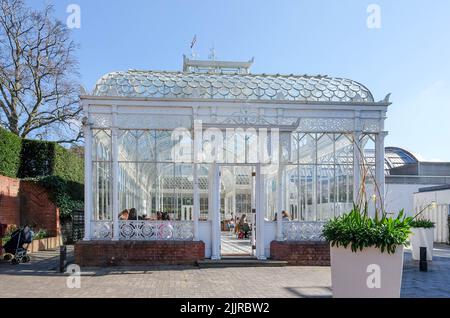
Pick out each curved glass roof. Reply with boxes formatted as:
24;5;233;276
92;70;375;103
385;147;419;174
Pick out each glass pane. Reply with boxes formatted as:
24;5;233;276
285;166;300;221
92;130;111;161
336;165;354;216
92;162;112;220
298;134;316;164
119;130;138;162
335;134;354;165
175;164;194;220
317;134;335;164
118;162;156;220
137;130;156;162
298;165;315;221
317;165;335;221
199;164;210;220
156;131;174;162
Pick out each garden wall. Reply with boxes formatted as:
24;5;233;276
270;241;330;266
0;175;60;236
75;241;206;266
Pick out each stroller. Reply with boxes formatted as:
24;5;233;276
3;226;34;265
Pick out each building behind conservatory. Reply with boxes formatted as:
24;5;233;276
75;57;391;266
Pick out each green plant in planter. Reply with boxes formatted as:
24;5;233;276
323;204;413;254
410;219;435;229
33;229;49;241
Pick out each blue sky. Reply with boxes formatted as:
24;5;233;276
29;0;450;161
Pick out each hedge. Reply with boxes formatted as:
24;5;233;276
0;128;22;178
18;140;84;182
0;126;84;219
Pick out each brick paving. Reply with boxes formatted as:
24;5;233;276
0;244;449;298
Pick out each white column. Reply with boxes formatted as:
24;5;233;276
276;165;284;241
211;163;221;260
112;105;120;241
83;118;93;241
375;132;387;211
193;163;200;241
353;130;362;205
256;164;266;260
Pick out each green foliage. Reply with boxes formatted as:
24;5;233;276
0;130;84;220
18;139;56;178
33;229;49;240
0;128;22;178
29;176;84;220
323;204;413;254
53;145;84;183
410;219;435;229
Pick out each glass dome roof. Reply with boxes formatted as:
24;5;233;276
92;70;375;103
385;147;419;173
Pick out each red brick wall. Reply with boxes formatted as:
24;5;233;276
270;241;330;266
75;241;206;266
0;175;20;227
0;175;59;236
20;181;60;237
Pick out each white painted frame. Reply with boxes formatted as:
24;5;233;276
81;95;389;259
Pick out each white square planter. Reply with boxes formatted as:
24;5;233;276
409;228;434;261
330;245;404;298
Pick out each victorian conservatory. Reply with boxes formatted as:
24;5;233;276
77;57;390;264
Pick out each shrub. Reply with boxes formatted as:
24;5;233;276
33;229;49;240
410;219;435;229
17;139;55;178
0;128;22;178
0;131;84;220
323;204;413;254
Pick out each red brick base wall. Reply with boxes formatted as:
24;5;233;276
20;181;60;237
270;241;330;266
75;241;206;266
0;175;59;236
0;175;20;227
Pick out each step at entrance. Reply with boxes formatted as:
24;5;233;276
197;257;288;268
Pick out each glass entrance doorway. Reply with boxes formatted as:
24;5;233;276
220;165;256;257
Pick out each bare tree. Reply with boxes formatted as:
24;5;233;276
0;0;81;144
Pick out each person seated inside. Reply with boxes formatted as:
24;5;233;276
282;210;291;222
128;208;138;220
119;209;129;220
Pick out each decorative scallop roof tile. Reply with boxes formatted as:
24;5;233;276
92;70;374;103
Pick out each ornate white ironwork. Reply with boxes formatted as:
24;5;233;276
297;118;354;132
220;108;274;125
119;221;194;241
282;222;326;241
361;119;380;133
91;221;113;240
91;114;112;128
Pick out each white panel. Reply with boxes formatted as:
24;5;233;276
199;221;212;258
117;114;192;129
264;222;277;258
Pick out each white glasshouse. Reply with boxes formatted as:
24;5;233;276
80;57;390;260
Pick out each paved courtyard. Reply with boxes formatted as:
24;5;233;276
0;244;449;298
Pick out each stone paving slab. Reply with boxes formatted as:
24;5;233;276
0;244;449;298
